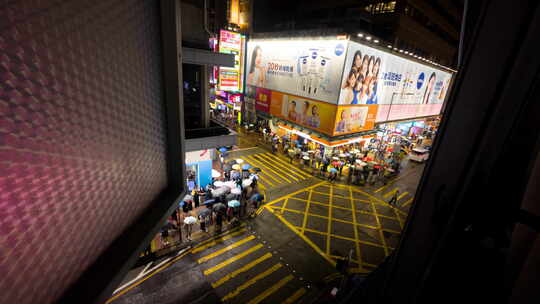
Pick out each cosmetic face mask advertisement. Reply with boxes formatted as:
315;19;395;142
246;39;347;104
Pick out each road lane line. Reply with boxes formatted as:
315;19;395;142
211;252;273;288
243;155;288;184
349;186;363;270
197;235;256;264
220;263;283;302
192;228;247;254
300;189;313;234
253;154;300;182
247;274;294;304
281;287;307;304
370;197;389;256
258;153;307;180
397;191;409;201
204;244;263;275
326;185;333;255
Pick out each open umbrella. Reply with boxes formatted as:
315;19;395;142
242;164;251;170
183;194;193;201
213;181;224;187
302;156;310;160
250;167;262;172
236;159;244;164
250;193;263;202
223;181;237;188
211;169;221;178
232;164;241;170
198;208;212;218
231;188;242;195
226;193;237;201
329;168;338;173
203;199;215;206
242;178;253;187
219;147;228;153
223;164;232;171
212;186;230;197
184;216;197;225
228;200;241;208
339;153;346;157
332;156;339;160
213;202;226;213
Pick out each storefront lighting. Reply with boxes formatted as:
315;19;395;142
357;33;364;37
393;47;398;50
374;39;379;43
404;51;409;55
399;49;403;53
387;45;392;48
365;36;372;41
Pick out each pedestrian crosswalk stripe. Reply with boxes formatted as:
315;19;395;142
247;274;294;304
221;263;283;302
243;155;292;183
253;154;301;182
197;235;256;264
240;156;282;184
203;243;264;276
211;252;273;288
257;153;307;180
191;228;247;254
281;287;306;304
397;191;409;201
383;188;399;198
264;153;312;179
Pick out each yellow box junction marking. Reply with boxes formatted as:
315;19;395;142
349;186;363;270
326;185;333;255
197;235;255;264
247;274;294;304
211;252;273;288
397;191;409;201
203;243;263;275
221;263;283;302
383;188;399;198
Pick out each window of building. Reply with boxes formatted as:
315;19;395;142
365;1;396;14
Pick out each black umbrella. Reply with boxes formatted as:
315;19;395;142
198;208;212;218
250;167;262;172
203;199;215;206
213;203;227;214
226;193;237;201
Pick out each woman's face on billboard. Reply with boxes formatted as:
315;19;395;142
255;48;262;66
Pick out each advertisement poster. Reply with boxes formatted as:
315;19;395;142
338;40;453;122
218;30;243;92
269;91;337;136
333;105;378;135
246;39;348;104
255;87;271;112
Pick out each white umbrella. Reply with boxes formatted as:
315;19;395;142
231;188;241;195
332;156;339;160
223;181;237;188
184;216;197;225
303;156;310;160
211;169;221;178
213;181;224;187
236;159;244;164
232;164;241;170
339;153;346;157
183;194;193;201
242;178;253;187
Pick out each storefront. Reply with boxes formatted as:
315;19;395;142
185;149;214;190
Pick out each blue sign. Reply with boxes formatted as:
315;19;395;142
417;72;425;90
335;43;345;56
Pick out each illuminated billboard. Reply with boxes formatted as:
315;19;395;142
246;39;348;104
218;30;244;92
338;40;453;121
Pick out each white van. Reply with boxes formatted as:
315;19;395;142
409;148;430;162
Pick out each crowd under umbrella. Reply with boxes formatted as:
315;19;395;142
226;193;237;201
212;186;230;197
228;200;241;208
242;178;253;188
211;169;221;178
231;188;242;195
183;194;193;202
236;158;244;164
203;199;215;206
223;181;237;188
213;180;224;187
213;202;227;214
242;164;251;170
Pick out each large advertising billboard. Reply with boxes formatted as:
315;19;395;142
269;91;337;136
337;41;452;121
333;105;378;135
218;30;244;92
246;39;348;104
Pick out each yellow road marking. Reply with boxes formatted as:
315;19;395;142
397;191;409;201
349;186;363;270
280;198;289;214
300;189;313;234
282;287;306;304
192;228;247;254
253;154;301;182
240;156;277;186
197;235;255;264
243;155;290;183
326;185;333;255
221;263;283;302
271;153;313;177
370;197;389;256
247;275;294;304
302;226;392;249
106;250;191;303
383;188;399;198
203;244;263;276
266;206;336;267
258;153;308;179
265;181;326;208
402;197;414;207
211;252;273;288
